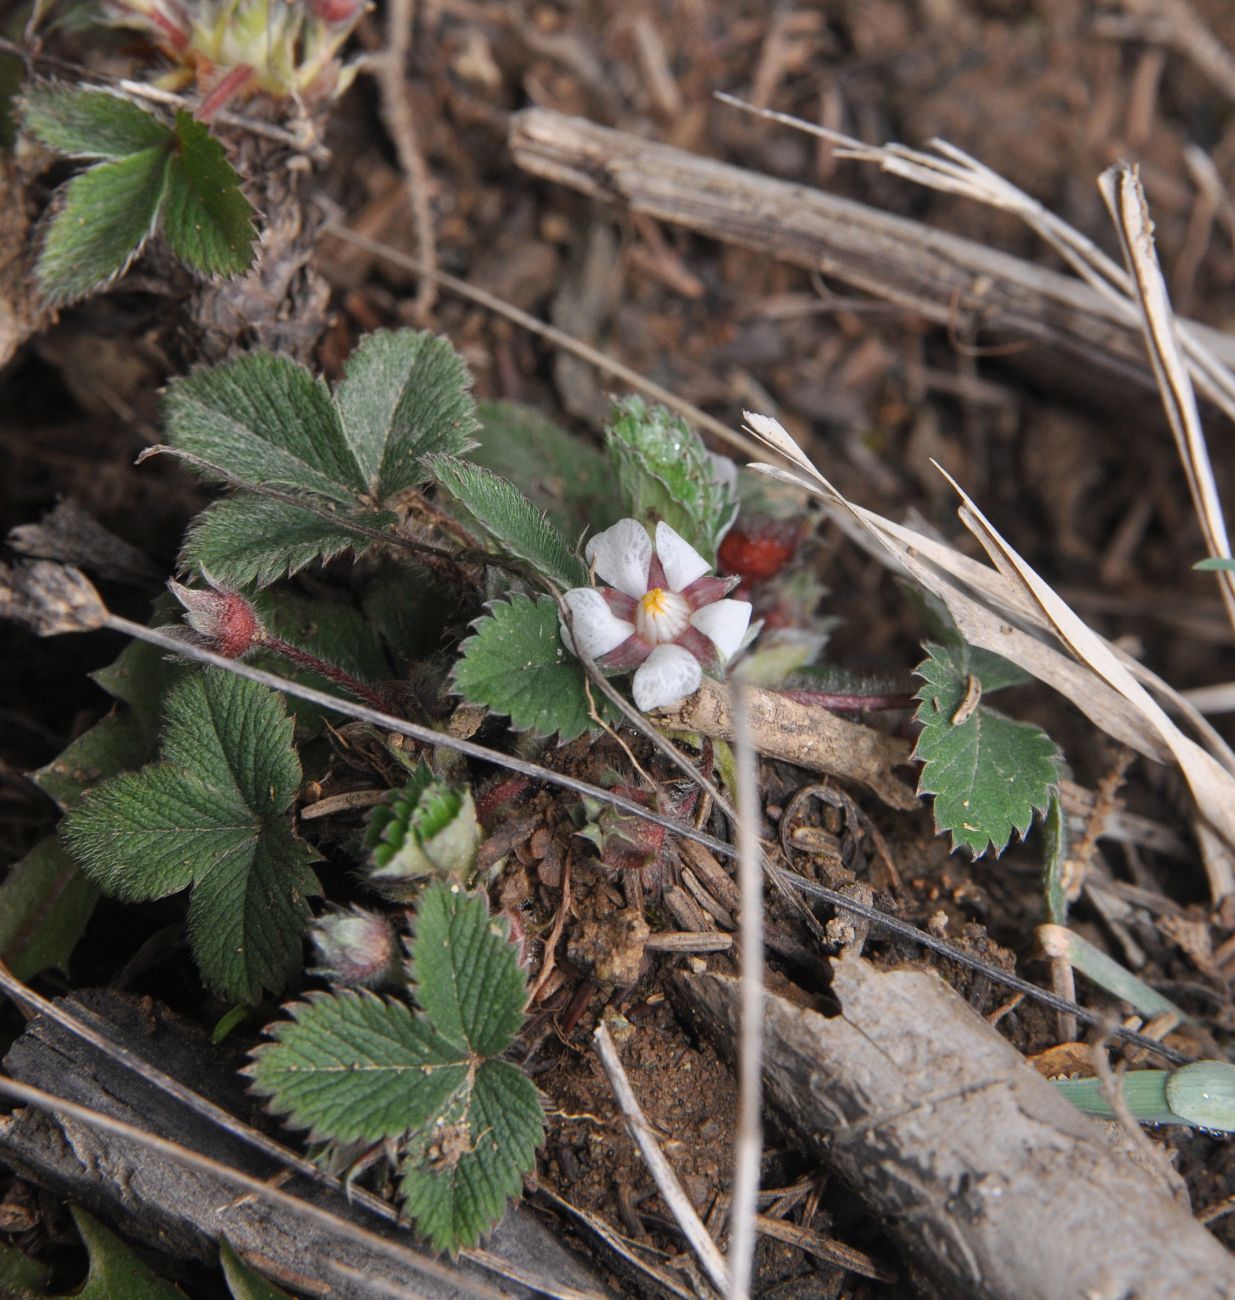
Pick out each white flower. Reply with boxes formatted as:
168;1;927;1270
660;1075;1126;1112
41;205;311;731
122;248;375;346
560;519;753;711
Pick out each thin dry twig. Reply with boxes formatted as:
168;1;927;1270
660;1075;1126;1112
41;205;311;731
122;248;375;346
374;0;438;321
592;1021;730;1295
727;685;762;1300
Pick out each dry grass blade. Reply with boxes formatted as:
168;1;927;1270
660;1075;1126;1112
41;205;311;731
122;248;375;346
742;413;1235;897
592;1021;730;1295
726;685;762;1300
937;462;1235;896
1098;162;1235;634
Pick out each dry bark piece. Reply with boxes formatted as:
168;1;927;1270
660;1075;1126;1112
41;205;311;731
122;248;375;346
0;559;109;636
0;989;609;1299
7;498;162;587
508;108;1235;396
654;677;917;810
672;955;1235;1299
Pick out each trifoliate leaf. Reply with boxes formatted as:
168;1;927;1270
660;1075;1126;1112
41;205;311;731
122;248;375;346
70;1205;186;1300
250;883;542;1252
0;836;98;981
36;146;169;305
182;495;393;590
22;83;170;159
472;401;618;536
333;329;479;497
161;111;257;277
408;881;526;1056
163;331;480;584
163;354;356;500
451;594;594;742
62;670;320;1002
606;396;737;564
399;1057;543;1254
424;454;587;590
913;641;1061;857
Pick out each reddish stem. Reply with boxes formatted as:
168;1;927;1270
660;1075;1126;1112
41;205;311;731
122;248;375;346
260;634;391;713
196;63;254;122
778;689;916;713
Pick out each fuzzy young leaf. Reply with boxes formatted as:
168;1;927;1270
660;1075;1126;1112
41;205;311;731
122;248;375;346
473;401;618;536
425;454;587;590
251;883;542;1251
913;641;1061;857
606;396;736;564
334;329;480;497
366;764;482;893
183;495;394;589
36;146;169;305
62;670;320;1002
452;594;594;742
161;111;257;277
22;84;170;159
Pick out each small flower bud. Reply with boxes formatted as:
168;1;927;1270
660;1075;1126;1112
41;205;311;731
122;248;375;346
309;906;400;987
167;576;262;658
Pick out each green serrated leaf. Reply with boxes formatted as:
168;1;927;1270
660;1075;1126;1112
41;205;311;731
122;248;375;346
605;396;736;564
182;495;393;590
161;111;256;277
913;641;1061;857
62;670;320;1002
366;770;482;890
36;146;169;305
163;354;357;500
473;401;618;536
248;989;469;1143
70;1205;186;1300
425;454;587;590
451;594;594;742
0;836;99;981
257;588;392;684
22;83;171;158
334;330;479;498
399;1058;544;1253
219;1238;293;1300
410;883;527;1056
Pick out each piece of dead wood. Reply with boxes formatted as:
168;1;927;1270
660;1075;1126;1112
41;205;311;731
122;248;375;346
508;108;1235;395
654;676;917;811
0;989;610;1300
671;956;1235;1299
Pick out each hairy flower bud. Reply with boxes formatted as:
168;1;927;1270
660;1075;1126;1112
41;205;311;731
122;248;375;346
167;575;262;658
309;906;399;987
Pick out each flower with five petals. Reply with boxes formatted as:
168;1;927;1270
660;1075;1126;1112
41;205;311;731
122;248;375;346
559;519;753;711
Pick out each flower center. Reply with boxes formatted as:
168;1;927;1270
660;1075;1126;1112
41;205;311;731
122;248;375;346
636;587;690;645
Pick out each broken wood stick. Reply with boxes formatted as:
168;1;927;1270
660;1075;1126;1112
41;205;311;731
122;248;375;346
509;108;1235;396
673;956;1235;1299
654;676;917;810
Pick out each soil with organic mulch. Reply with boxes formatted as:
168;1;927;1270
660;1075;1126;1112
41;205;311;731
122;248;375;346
5;2;1235;1295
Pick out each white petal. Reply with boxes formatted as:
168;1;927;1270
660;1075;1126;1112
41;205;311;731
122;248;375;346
559;587;635;659
632;644;703;711
585;519;652;598
654;521;710;592
690;598;753;663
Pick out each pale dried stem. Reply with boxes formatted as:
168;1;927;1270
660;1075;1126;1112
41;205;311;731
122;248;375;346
376;0;438;321
592;1021;731;1295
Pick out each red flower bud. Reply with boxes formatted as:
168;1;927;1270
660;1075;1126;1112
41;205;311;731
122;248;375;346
167;575;262;658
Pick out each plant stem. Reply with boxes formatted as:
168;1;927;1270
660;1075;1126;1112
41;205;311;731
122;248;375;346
258;634;391;713
777;689;915;713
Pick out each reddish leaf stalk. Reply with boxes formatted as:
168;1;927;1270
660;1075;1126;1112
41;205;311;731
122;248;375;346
258;634;390;713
